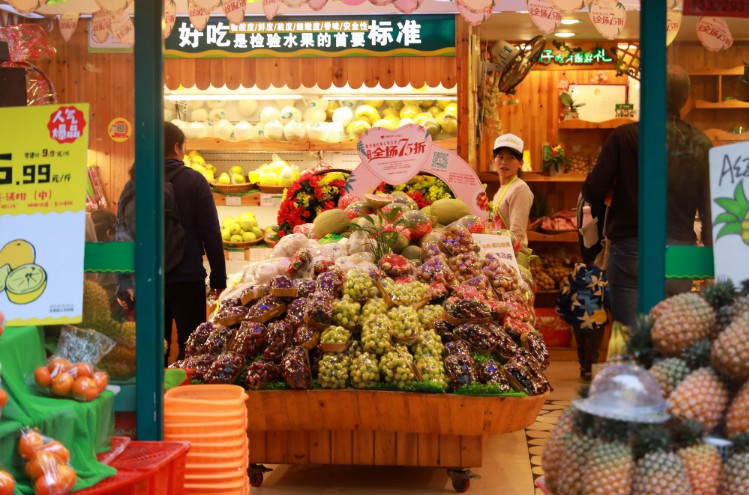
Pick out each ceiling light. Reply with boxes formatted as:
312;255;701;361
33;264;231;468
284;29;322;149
560;19;581;25
555;32;576;38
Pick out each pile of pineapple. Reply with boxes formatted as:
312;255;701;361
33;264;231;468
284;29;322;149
542;279;749;495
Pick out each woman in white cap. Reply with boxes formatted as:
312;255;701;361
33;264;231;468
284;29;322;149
490;133;534;251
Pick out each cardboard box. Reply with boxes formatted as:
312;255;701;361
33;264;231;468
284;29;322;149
534;306;572;348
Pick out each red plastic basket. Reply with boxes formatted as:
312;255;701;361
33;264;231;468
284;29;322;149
77;441;190;495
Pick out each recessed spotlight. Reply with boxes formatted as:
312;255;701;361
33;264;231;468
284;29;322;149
555;32;576;38
560;19;581;25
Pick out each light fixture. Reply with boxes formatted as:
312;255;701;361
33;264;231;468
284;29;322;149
560;19;581;25
555;32;576;38
164;94;304;101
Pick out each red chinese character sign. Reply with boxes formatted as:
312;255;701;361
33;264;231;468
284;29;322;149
696;17;734;52
684;0;749;19
0;104;89;327
346;124;489;221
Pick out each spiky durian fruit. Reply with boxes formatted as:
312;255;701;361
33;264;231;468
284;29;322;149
81;279;116;331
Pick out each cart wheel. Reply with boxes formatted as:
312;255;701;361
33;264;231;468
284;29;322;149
452;478;470;493
249;472;264;487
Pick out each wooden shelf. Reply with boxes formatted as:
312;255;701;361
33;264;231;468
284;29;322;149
694;99;749;110
187;136;458;152
557;118;636;130
704;129;749;142
688;66;745;76
527;231;578;243
478;171;587;183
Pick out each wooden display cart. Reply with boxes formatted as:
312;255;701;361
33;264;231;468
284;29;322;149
246;389;548;492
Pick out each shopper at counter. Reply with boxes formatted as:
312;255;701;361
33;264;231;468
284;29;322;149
582;65;712;327
489;133;534;251
116;122;227;361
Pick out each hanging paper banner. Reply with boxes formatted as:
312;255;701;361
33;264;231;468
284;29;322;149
456;0;495;26
551;0;584;12
666;9;682;46
280;0;310;7
110;9;134;46
58;12;79;43
588;0;627;40
0;103;90;327
368;0;393;6
94;0;128;10
527;0;563;35
188;0;212;31
393;0;424;14
309;0;329;10
164;0;177;39
222;0;247;24
192;0;220;10
262;0;280;20
91;9;113;43
696;17;733;51
7;0;47;14
709;141;749;287
344;125;488;221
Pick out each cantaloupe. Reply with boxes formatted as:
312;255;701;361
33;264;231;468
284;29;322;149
430;199;470;225
313;209;350;237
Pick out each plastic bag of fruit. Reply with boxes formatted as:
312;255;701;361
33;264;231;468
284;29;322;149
203;352;246;384
0;365;7;420
243;360;281;390
480;253;519;294
17;427;77;495
439;223;478;257
0;466;15;495
253;257;292;285
444;354;479;391
269;233;308;259
280;346;312;389
420;231;448;260
53;326;115;367
417;255;458;287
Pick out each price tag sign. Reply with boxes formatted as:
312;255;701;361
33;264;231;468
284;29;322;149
228;249;246;262
249;248;271;261
260;193;283;207
225;195;242;206
684;0;749;18
0;104;89;326
472;234;522;278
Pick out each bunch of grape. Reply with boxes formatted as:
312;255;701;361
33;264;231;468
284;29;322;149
321;325;351;345
415;356;449;390
387;306;422;340
389;280;430;306
348;340;363;358
481;255;519;294
379;346;416;389
447;252;482;282
361;314;393;356
418;305;445;329
412;330;444;359
243;360;281;390
318;353;351;389
361;297;389;320
332;296;361;328
349;352;380;388
343;269;378;301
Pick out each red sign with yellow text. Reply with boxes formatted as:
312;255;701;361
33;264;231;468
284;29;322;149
684;0;749;18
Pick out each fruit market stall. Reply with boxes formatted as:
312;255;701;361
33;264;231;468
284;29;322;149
166;125;551;491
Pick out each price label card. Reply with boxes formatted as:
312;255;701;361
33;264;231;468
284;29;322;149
472;234;522;278
0;104;89;326
249;247;271;261
228;249;246;262
260;193;283;207
225;195;242;206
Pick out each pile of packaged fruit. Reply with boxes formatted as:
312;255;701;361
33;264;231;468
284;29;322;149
170;194;549;396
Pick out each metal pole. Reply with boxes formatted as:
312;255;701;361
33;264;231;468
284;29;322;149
638;1;667;314
134;0;165;441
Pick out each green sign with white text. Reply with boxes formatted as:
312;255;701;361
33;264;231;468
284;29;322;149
165;15;455;58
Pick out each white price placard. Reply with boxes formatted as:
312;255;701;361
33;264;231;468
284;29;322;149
228;249;246;262
249;248;271;261
260;194;283;207
472;234;522;278
225;195;242;206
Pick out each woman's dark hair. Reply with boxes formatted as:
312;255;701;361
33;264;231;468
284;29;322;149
164;121;185;157
91;209;117;241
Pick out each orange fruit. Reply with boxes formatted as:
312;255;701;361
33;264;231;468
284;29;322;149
56;464;77;492
72;362;93;379
0;470;15;495
0;388;7;408
50;373;74;397
72;377;98;402
39;441;70;464
18;429;45;461
35;366;52;388
47;358;70;378
33;473;66;495
24;451;59;481
92;371;109;394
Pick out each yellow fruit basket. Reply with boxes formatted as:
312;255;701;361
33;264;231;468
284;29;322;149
257;184;288;194
211;181;254;195
222;237;265;249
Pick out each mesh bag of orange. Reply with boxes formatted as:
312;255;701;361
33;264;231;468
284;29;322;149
31;326;114;402
18;427;76;495
0;464;15;495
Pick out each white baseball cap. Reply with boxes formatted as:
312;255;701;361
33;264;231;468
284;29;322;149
493;133;524;156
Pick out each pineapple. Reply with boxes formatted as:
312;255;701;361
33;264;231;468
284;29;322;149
554;410;597;495
649;357;690;398
716;294;749;334
711;313;749;382
628;315;657;368
683;340;714;371
668;367;730;433
703;279;739;312
541;406;578;490
714;181;749;246
650;293;714;357
632;424;693;495
582;419;634;495
718;433;749;495
726;381;749;438
675;419;722;495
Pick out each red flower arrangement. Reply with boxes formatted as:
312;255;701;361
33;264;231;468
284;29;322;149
276;166;349;235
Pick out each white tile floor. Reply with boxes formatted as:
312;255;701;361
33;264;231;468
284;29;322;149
250;361;582;494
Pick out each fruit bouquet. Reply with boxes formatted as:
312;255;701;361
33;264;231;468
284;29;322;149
277;167;349;235
17;427;76;495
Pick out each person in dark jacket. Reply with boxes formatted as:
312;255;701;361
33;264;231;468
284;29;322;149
582;65;712;327
116;122;226;361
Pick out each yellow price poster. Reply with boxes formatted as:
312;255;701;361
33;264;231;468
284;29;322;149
0;104;89;327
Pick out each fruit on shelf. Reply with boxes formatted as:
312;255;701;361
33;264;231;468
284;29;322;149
251;154;300;187
222;212;264;244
